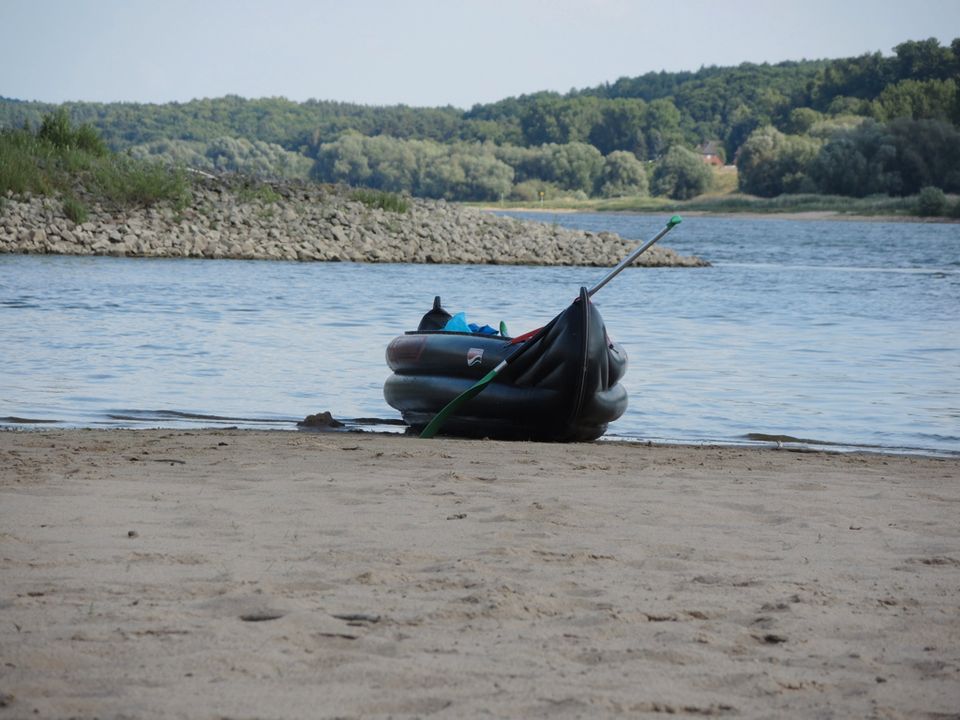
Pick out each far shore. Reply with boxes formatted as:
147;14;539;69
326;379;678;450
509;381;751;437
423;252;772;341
481;205;960;223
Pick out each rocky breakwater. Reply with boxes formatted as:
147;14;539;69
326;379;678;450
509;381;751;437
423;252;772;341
0;178;708;267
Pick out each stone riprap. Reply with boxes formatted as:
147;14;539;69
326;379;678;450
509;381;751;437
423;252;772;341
0;179;708;267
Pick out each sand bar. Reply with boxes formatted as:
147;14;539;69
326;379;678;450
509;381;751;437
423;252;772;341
1;429;958;718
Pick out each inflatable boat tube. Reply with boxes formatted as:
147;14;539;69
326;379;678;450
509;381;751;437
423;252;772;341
383;288;628;441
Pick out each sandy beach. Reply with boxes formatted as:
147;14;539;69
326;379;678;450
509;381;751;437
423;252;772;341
1;429;958;718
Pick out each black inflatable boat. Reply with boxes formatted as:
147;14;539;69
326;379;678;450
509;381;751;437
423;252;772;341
383;289;628;441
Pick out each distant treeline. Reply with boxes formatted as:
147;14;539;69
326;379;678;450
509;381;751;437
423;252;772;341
1;37;957;202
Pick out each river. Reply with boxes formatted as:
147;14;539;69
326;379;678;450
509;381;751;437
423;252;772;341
2;213;958;455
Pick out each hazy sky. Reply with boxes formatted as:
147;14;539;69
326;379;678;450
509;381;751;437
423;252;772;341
2;0;958;109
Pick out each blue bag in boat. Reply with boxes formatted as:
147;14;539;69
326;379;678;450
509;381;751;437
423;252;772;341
443;312;472;333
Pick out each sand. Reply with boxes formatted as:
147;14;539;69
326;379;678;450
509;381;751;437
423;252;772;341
1;429;958;719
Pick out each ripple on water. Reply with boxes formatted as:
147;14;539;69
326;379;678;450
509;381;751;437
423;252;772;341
2;216;959;455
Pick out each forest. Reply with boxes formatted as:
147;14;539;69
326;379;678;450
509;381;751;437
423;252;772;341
1;37;957;207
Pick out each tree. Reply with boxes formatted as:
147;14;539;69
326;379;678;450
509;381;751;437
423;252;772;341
651;145;712;199
886;117;960;193
205;137;313;178
736;126;821;196
454;152;514;201
519;95;601;146
313;134;417;192
312;133;372;185
785;107;824;134
916;186;946;215
808;121;899;196
874;79;958;122
808;52;892;109
418;146;513;201
588;99;648;157
723;103;762;161
893;38;955;82
809;118;960;196
10;36;957;201
806;114;866;139
129;136;314;178
644;99;683;159
538;142;605;193
597;151;649;197
362;135;419;192
491;144;540;184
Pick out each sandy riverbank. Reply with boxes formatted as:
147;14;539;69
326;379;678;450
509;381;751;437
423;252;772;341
1;430;958;718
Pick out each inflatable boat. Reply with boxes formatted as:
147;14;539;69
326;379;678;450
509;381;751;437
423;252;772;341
383;289;628;441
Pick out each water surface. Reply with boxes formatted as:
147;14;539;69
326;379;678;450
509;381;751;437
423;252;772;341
2;214;958;455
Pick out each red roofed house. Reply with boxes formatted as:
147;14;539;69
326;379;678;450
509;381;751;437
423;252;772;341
697;141;724;166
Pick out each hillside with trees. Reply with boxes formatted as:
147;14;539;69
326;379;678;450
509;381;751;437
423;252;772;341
1;37;957;211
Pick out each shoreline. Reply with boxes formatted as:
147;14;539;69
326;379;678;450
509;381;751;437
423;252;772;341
2;428;958;718
2;421;956;461
483;205;960;223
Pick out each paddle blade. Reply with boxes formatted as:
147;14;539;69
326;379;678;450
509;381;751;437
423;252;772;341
419;366;502;438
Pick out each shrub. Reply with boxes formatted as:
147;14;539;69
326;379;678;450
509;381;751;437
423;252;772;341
810;118;960;197
597;151;648;198
92;156;191;208
1;113;189;210
237;181;281;204
915;186;946;216
0;128;52;195
38;109;107;156
652;146;713;200
62;196;88;224
736;126;821;197
509;180;561;202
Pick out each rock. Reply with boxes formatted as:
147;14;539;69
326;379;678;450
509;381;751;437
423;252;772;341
298;411;345;429
0;178;709;267
330;226;348;245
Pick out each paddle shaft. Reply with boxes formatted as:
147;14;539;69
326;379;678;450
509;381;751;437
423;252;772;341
586;215;682;298
508;214;683;345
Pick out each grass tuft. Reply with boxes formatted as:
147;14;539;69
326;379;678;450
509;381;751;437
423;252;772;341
62;196;88;224
90;156;190;209
349;189;410;213
237;181;281;204
1;112;191;210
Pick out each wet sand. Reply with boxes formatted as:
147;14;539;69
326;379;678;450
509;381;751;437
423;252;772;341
1;430;958;718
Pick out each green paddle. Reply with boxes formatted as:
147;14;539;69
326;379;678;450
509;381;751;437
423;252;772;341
419;215;682;439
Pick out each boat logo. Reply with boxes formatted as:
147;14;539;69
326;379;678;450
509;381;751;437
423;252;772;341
467;348;484;367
